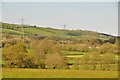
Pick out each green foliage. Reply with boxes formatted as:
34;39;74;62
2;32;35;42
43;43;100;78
116;37;120;46
100;53;115;70
89;52;100;70
3;42;27;67
72;52;117;71
2;42;41;68
109;37;115;44
95;39;103;45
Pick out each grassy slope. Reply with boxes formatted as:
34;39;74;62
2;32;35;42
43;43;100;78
1;27;100;38
22;27;100;38
1;28;20;36
1;22;113;40
2;68;118;78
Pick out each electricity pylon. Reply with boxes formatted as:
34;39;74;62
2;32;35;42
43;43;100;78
64;25;66;30
20;17;24;42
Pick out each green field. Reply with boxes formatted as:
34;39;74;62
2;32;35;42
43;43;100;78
1;28;20;36
22;27;66;36
2;68;118;78
63;51;87;55
1;27;100;38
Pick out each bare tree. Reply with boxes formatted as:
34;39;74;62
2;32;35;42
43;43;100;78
45;53;68;69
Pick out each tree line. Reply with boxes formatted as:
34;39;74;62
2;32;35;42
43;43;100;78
2;37;119;70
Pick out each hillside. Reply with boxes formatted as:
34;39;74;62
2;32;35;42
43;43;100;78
1;23;114;40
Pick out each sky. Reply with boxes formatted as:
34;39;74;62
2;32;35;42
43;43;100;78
1;0;119;2
1;2;118;36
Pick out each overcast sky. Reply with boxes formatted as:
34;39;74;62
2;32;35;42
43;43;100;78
2;2;118;35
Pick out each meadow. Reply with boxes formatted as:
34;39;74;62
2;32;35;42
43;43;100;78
2;68;118;78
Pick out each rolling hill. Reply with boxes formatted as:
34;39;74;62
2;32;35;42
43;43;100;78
1;22;115;40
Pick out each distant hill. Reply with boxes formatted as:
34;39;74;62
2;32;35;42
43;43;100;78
1;22;116;41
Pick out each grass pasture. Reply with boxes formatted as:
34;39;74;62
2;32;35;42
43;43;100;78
1;28;20;36
2;68;118;78
63;51;87;55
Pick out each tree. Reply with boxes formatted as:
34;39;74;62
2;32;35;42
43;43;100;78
109;37;115;44
3;42;43;68
99;43;113;54
30;39;56;68
31;39;55;57
99;43;118;54
45;53;68;69
75;44;89;52
100;53;115;70
95;39;103;45
89;52;100;70
48;44;63;55
79;54;90;69
2;42;27;68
